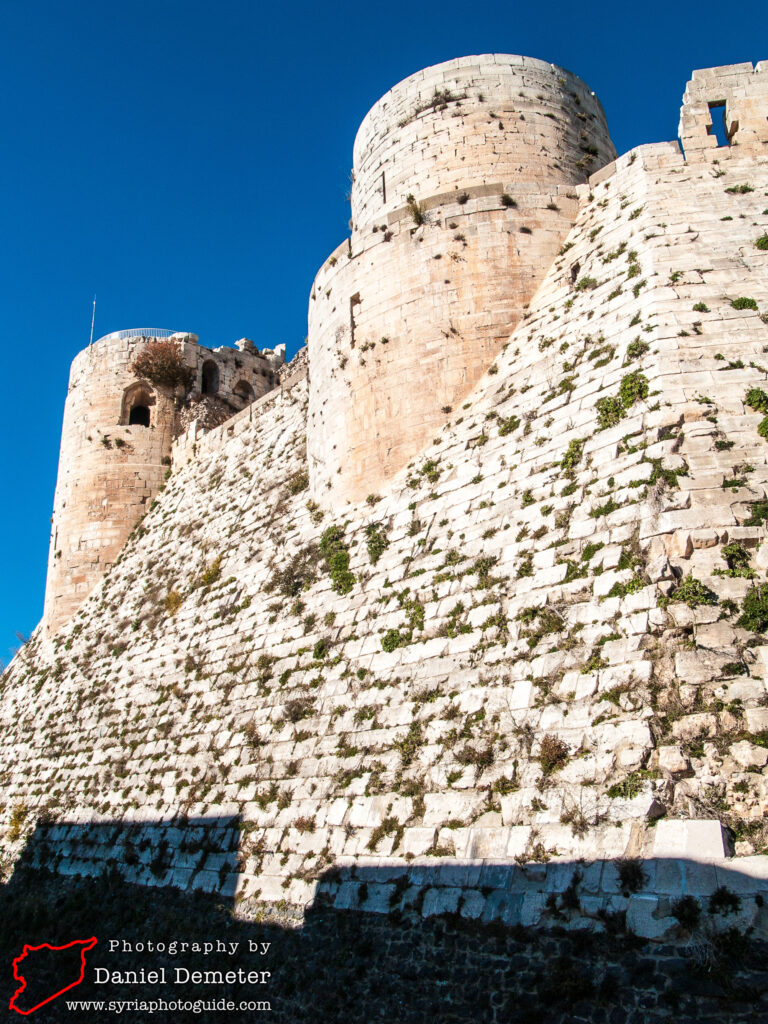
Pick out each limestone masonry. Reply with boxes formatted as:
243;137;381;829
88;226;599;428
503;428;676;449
42;330;284;635
308;55;615;507
4;55;768;943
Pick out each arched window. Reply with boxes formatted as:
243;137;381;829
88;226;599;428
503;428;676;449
233;379;255;408
201;360;220;395
120;383;155;426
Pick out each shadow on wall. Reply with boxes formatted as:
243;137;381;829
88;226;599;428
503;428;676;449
2;817;768;1023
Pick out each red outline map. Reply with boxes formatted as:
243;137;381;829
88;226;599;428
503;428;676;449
9;937;97;1015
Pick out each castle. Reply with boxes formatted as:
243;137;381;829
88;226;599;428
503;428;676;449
4;55;768;958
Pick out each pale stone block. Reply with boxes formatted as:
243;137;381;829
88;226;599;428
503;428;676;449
730;740;768;768
651;819;726;861
657;746;690;774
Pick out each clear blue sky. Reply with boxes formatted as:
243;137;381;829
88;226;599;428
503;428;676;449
0;0;765;663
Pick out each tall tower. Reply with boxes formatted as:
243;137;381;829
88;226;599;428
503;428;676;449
43;330;284;635
307;54;616;506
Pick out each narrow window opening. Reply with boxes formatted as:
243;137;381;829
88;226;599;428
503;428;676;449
129;405;150;427
381;171;387;204
201;360;220;395
707;101;730;147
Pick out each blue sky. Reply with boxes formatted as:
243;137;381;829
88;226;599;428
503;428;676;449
0;0;765;662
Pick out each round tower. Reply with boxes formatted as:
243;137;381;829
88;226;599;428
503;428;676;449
43;330;284;636
307;54;616;506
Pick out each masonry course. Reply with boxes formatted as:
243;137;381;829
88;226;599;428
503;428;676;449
2;57;768;963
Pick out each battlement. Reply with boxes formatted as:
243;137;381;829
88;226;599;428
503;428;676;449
680;60;768;159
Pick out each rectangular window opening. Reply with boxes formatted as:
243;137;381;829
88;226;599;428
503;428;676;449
707;101;730;147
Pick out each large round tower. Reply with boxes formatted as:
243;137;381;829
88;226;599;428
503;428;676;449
307;54;616;506
43;330;284;636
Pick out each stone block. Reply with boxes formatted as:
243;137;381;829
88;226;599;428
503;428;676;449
421;886;461;917
626;895;679;939
651;819;726;861
729;740;768;768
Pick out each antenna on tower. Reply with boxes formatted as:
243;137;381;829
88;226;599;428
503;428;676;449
89;295;96;346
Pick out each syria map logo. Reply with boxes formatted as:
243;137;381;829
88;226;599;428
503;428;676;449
9;937;97;1015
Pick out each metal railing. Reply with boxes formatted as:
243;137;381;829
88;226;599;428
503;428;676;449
95;328;181;344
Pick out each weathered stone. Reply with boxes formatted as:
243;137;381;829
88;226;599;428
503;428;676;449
729;740;768;769
651;820;727;861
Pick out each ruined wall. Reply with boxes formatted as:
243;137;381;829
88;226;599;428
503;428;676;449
308;54;616;507
679;60;768;160
42;331;284;636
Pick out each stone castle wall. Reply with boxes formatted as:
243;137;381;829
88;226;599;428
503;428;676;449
42;332;284;636
308;55;616;507
2;61;768;977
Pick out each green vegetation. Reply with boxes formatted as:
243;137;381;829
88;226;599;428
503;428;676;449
732;297;758;311
738;584;768;633
745;499;768;526
625;338;649;362
607;575;644;599
607;772;645;799
320;526;355;594
395;721;422;766
365;523;389;564
709;885;741;916
560;438;584;476
595;396;625;430
381;629;407;652
717;542;754;579
616;858;647;896
581;541;604;562
745;388;768;413
618;371;649;407
756;233;768;252
312;638;329;660
670;575;718;608
575;275;598;292
498;414;521;436
595;372;649;430
196;556;222;588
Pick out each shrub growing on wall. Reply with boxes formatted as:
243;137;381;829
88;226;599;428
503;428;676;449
132;340;195;390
